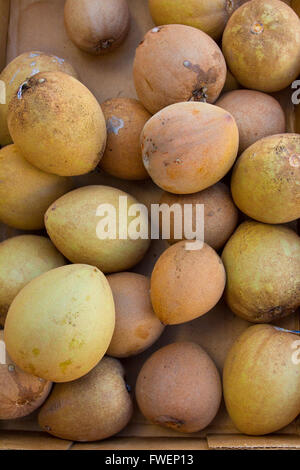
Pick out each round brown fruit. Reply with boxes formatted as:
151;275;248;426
133;24;227;114
141;101;239;194
150;240;226;325
136;342;222;433
216;90;286;153
222;0;300;92
64;0;130;55
100;98;151;180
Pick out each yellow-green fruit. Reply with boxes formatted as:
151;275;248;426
223;324;300;435
0;145;72;230
8;71;107;176
0;51;78;147
222;0;300;92
222;221;300;323
149;0;247;40
4;264;115;382
0;235;65;327
45;186;150;273
291;0;300;16
231;134;300;224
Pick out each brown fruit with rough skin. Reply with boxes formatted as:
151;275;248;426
0;235;65;328
100;98;150;180
151;241;226;325
222;0;300;92
223;324;300;435
0;51;78;147
136;342;222;433
0;145;72;230
0;331;52;420
160;183;238;250
222;221;300;323
231;134;300;224
39;357;133;441
107;273;165;358
133;24;227;114
64;0;130;55
216;90;286;153
8;71;107;177
141;102;239;194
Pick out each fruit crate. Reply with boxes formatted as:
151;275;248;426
0;0;299;451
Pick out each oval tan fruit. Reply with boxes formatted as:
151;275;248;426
100;98;150;180
0;145;72;230
0;51;77;147
136;342;222;433
222;0;300;92
160;183;238;250
8;71;107;176
216;90;286;153
107;273;165;358
0;331;52;420
133;24;227;114
0;235;65;327
222;221;300;323
149;0;247;40
45;186;150;273
4;264;115;382
223;324;300;435
151;240;226;325
39;357;133;441
64;0;130;55
141;102;239;194
231;134;300;223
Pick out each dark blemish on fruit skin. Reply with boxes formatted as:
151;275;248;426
154;415;185;429
95;38;115;52
183;60;218;102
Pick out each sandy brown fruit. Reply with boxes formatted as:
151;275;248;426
0;145;72;230
136;342;222;433
216;90;286;153
0;51;77;147
107;273;164;358
291;0;300;16
45;186;150;273
0;235;65;328
159;183;238;250
100;98;150;180
39;357;133;441
0;331;52;419
222;0;300;92
141;102;239;194
149;0;247;40
4;264;115;382
222;221;300;323
133;24;227;114
231;134;300;224
64;0;130;55
151;241;226;325
8;71;107;177
223;324;300;435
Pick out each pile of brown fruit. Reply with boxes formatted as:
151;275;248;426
0;0;299;442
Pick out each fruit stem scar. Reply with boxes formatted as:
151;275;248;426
17;80;29;99
251;22;264;34
97;38;115;51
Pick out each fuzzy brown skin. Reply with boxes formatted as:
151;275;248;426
100;98;151;180
136;342;222;433
231;134;300;224
64;0;130;55
107;273;164;358
160;183;238;250
141;102;239;194
150;241;226;325
222;0;300;92
39;357;133;442
0;145;72;230
8;71;107;177
216;90;286;153
222;221;300;323
223;325;300;435
133;24;226;114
